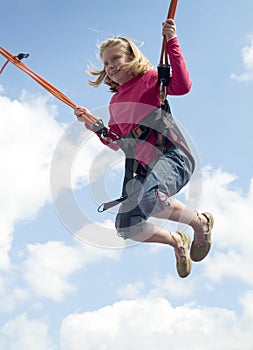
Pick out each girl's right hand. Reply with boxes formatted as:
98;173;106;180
74;106;88;122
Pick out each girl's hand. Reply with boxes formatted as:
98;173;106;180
74;106;88;122
162;19;177;41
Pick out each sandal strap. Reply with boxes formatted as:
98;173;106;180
174;232;190;263
201;212;214;234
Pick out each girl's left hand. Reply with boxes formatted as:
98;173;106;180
162;19;177;41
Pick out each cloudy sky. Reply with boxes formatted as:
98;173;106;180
1;0;253;349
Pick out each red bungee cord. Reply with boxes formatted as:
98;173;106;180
0;46;97;125
160;0;178;65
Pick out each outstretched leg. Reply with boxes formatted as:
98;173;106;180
152;198;214;261
128;197;213;277
129;222;192;278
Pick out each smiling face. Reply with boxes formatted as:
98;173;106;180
102;46;134;85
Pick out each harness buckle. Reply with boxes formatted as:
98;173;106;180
130;125;149;139
17;53;29;60
159;81;167;102
157;63;170;102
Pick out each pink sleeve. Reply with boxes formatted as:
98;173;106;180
166;36;192;95
97;136;120;151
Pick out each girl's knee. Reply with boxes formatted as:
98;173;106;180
114;188;162;240
115;214;147;240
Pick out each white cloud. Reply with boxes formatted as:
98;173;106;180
23;240;120;301
0;91;64;269
75;220;126;249
150;274;194;298
205;249;253;285
49;123;96;196
116;274;194;300
50;120;122;197
0;274;29;313
239;290;253;327
231;36;253;81
49;116;124;243
0;90;108;269
23;241;85;301
116;280;145;299
196;167;253;285
0;313;55;350
60;294;253;350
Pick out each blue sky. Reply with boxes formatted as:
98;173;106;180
1;0;253;349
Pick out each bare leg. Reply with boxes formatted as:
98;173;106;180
130;222;180;247
130;222;192;277
123;196;209;275
153;198;209;246
130;218;192;263
130;198;208;246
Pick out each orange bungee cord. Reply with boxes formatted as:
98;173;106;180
0;46;97;126
160;0;178;64
158;0;178;101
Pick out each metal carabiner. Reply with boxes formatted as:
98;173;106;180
160;80;167;102
17;53;29;60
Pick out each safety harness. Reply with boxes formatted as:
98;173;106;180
95;96;195;214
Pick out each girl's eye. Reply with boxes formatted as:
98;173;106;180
103;55;121;67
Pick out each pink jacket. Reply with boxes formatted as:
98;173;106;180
97;36;192;164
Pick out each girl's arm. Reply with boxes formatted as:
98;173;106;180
167;37;192;95
74;107;119;151
162;19;192;95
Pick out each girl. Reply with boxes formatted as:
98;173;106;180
75;19;214;278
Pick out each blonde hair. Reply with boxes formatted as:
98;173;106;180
87;37;153;92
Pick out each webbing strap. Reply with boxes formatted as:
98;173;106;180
0;46;97;126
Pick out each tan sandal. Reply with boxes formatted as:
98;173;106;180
190;212;214;262
174;232;192;278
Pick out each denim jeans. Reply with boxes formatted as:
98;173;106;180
115;146;194;239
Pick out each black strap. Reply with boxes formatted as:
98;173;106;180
122;157;134;197
97;195;127;212
97;141;136;213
